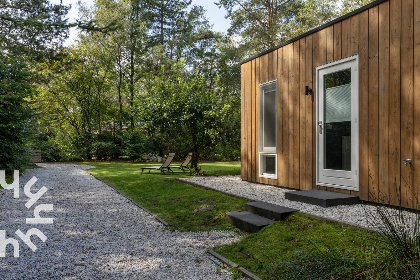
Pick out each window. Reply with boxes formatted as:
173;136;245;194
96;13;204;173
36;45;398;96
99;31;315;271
259;81;278;152
260;154;277;177
259;80;278;179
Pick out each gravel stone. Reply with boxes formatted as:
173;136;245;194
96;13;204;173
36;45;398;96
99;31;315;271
179;175;419;233
0;164;243;280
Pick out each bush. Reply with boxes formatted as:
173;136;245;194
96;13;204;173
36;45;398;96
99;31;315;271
71;132;94;160
38;139;64;162
92;141;120;160
123;130;148;162
33;132;64;162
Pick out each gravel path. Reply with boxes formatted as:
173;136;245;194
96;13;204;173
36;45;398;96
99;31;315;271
178;175;419;232
0;164;241;280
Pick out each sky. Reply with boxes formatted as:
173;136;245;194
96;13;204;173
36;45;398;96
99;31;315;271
50;0;230;45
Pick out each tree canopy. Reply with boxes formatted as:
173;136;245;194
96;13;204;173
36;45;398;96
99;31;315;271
0;0;70;61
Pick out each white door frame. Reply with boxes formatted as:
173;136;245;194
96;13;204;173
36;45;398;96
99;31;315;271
316;55;359;191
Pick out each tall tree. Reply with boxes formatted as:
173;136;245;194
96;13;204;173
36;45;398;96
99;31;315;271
216;0;338;54
216;0;302;52
146;0;191;47
78;0;148;130
283;0;338;39
0;0;70;61
80;0;129;133
339;0;375;16
127;0;148;129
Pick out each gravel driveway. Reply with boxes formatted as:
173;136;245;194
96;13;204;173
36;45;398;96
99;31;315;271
0;164;240;280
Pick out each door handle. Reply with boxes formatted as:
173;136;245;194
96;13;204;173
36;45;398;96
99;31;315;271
318;121;323;134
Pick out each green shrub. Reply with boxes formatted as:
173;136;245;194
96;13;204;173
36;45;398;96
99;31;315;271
92;141;120;160
123;130;148;162
71;132;93;160
34;132;65;162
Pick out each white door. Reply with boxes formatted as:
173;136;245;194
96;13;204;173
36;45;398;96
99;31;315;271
316;56;359;191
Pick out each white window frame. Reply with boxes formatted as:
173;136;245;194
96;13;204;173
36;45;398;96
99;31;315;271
259;80;278;179
259;80;278;153
259;153;278;179
316;55;359;191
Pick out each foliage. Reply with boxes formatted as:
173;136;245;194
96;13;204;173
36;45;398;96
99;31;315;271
369;207;420;261
0;59;34;170
0;0;72;169
217;0;293;51
34;131;65;162
92;132;122;160
189;165;203;176
145;0;192;47
279;248;369;280
339;0;376;16
0;0;118;62
211;36;244;96
284;0;338;39
123;130;148;162
216;0;338;53
35;46;114;160
363;204;420;279
0;0;70;61
139;64;240;168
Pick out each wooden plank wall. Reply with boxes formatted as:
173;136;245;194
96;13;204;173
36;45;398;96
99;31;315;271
241;0;420;209
415;0;420;207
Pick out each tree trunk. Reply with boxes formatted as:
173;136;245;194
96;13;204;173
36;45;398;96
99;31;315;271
117;67;123;132
160;3;164;45
191;131;199;170
129;39;135;129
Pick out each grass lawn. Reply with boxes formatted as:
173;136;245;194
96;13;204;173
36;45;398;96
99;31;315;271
214;213;383;279
84;161;248;232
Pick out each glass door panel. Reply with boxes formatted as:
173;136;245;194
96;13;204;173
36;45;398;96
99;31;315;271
324;69;351;171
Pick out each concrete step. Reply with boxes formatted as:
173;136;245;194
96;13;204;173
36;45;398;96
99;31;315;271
245;201;298;221
226;211;276;233
285;189;359;208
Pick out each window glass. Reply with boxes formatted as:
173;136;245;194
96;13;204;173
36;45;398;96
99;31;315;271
260;82;277;152
263;155;276;175
324;68;351;171
263;89;276;148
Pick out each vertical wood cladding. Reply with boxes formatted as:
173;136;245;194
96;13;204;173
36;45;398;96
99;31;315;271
241;0;420;209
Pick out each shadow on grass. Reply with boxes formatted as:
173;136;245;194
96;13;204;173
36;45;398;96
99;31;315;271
82;161;247;232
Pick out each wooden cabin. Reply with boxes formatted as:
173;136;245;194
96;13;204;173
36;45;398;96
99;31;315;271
240;0;420;209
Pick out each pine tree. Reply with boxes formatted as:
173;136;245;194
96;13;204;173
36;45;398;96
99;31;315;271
0;0;70;61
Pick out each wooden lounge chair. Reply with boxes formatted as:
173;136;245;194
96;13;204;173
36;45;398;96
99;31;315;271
141;153;175;174
169;152;192;172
